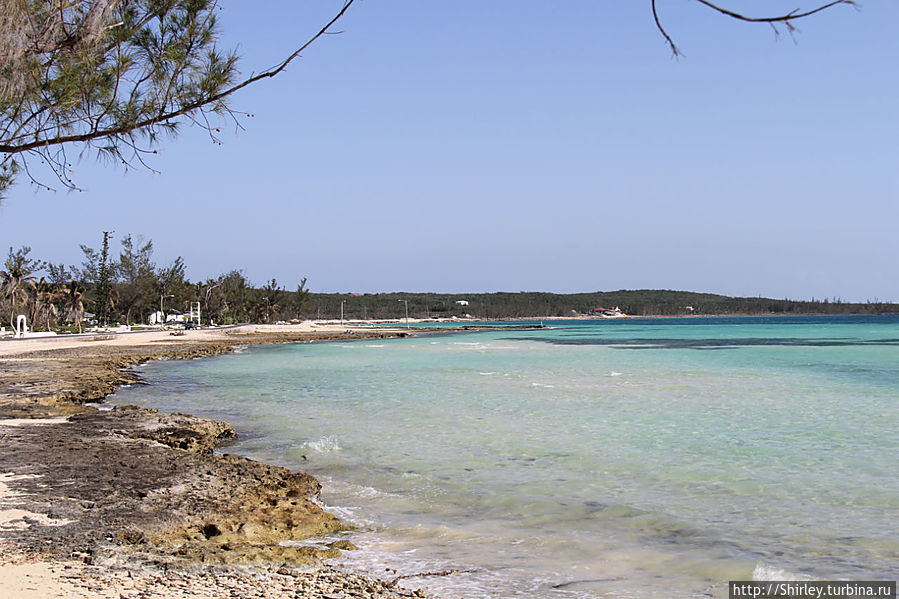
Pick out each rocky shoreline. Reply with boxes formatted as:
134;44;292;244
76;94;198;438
0;327;432;598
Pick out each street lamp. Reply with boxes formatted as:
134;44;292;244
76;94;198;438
340;299;346;324
204;283;221;326
398;299;409;328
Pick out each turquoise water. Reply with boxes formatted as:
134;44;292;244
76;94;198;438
110;316;899;598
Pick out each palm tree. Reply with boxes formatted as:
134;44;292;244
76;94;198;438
1;248;39;329
34;279;60;331
25;279;41;329
62;281;86;334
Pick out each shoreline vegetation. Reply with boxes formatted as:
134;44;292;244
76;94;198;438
304;291;899;321
3;241;896;343
1;322;533;598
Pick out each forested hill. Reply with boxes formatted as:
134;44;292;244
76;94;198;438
305;290;899;320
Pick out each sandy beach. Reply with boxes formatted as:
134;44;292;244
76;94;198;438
0;323;431;599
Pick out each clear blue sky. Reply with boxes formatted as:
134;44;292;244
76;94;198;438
1;1;896;301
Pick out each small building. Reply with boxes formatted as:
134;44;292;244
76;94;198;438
455;300;469;306
148;311;189;324
66;311;96;324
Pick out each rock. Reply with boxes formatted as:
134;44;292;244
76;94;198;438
328;540;359;551
0;335;433;598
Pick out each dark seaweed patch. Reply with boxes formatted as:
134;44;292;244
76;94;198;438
507;336;899;350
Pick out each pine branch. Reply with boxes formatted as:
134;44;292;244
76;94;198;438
0;0;357;155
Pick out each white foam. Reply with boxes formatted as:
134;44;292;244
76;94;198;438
609;372;623;377
479;372;495;376
320;476;395;500
278;539;330;549
313;499;376;527
303;435;341;453
531;382;555;388
752;562;816;582
366;344;385;348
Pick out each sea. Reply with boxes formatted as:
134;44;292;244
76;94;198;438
109;315;899;598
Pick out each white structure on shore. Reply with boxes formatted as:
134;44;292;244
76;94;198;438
14;315;27;338
10;314;56;338
189;302;201;325
148;311;189;324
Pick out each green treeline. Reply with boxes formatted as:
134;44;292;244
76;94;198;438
1;235;310;330
3;234;896;331
306;290;899;321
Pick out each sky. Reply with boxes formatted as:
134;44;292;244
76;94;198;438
1;1;897;301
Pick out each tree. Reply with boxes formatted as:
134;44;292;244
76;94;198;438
198;278;221;325
95;231;114;325
216;269;249;323
155;255;189;320
116;233;155;325
0;0;357;197
0;1;852;198
293;277;310;320
61;280;86;333
27;277;61;331
71;232;115;324
74;242;100;285
34;278;61;331
46;262;72;285
1;246;44;328
260;278;284;323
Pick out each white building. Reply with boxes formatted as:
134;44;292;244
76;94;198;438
148;311;189;324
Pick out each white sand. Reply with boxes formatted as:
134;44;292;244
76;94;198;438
0;321;401;358
0;557;84;599
0;458;81;599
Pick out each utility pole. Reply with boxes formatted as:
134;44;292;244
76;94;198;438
159;293;174;325
398;299;409;328
204;283;221;326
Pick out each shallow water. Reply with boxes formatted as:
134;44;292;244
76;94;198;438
111;316;899;598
